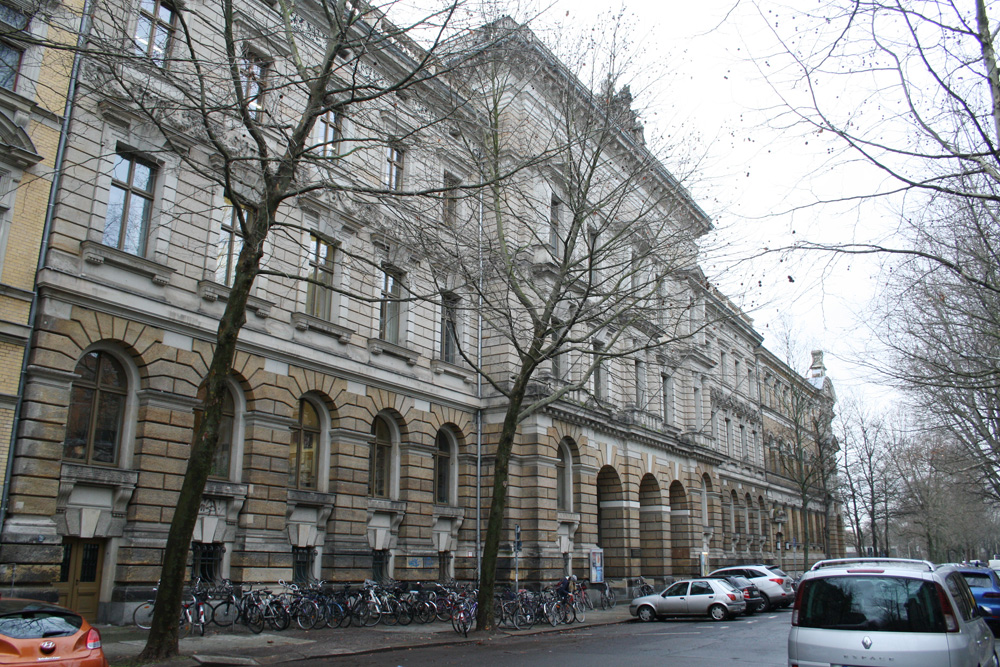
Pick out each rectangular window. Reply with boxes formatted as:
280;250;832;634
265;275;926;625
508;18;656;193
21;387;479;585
0;4;27;92
305;234;336;320
372;549;389;581
592;342;604;401
443;172;461;226
440;292;459;364
215;202;243;286
740;424;747;459
240;52;268;120
635;358;646;408
378;268;402;345
549;197;562;258
725;418;733;455
191;542;225;583
103;152;155;256
292;547;315;584
314;109;343;157
734;359;742;390
384;146;404;190
662;375;674;425
134;0;175;66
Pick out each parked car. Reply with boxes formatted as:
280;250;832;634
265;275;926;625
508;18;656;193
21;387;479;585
957;565;1000;636
707;575;764;614
708;564;795;611
629;578;746;622
0;598;107;667
789;558;998;667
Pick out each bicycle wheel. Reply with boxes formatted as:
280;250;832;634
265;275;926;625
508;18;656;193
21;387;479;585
574;600;586;623
381;599;399;626
608;588;617;607
396;600;413;626
267;601;291;631
292;599;320;630
362;600;381;627
212;600;238;627
244;605;265;634
414;600;434;624
600;592;610;610
133;602;154;629
178;609;192;639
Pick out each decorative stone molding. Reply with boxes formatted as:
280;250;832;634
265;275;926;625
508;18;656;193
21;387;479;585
429;359;475;384
431;505;465;553
198;280;273;318
366;498;406;551
290;312;352;343
285;489;336;548
81;241;175;286
366;338;419;366
56;463;139;539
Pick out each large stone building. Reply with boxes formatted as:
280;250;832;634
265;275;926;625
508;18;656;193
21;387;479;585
0;0;843;623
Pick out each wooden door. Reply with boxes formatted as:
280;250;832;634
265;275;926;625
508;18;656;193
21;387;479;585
54;539;104;622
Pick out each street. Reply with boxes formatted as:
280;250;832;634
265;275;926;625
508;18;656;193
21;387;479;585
287;609;792;667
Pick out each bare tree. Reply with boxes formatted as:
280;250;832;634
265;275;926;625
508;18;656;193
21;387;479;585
393;18;710;630
61;0;477;657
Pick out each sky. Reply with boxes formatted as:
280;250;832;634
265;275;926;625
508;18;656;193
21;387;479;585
534;0;905;406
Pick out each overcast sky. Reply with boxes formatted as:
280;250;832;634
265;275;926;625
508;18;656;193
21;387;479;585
531;0;904;405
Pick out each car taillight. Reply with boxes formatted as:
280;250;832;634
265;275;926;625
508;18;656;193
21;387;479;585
727;593;737;601
790;580;808;626
984;592;1000;599
934;582;960;632
86;628;101;650
770;578;784;586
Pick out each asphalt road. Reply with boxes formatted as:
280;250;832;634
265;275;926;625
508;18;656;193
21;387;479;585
293;608;792;667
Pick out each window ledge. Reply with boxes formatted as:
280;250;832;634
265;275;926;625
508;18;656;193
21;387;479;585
557;511;581;524
367;338;419;366
203;480;248;499
60;462;139;488
291;312;352;343
198;280;273;318
367;497;406;514
433;504;465;518
287;488;336;507
81;241;175;286
430;359;475;384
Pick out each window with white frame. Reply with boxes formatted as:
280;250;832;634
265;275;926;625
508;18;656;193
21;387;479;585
369;415;394;498
725;418;732;456
592;341;605;401
740;424;747;459
378;266;403;345
549;196;562;259
64;350;127;466
215;201;243;287
440;292;459;364
305;233;336;320
0;3;29;92
103;151;155;256
0;169;13;277
193;382;236;480
134;0;176;66
720;351;728;384
434;428;454;505
289;398;320;490
635;358;646;408
443;172;461;226
239;51;268;121
662;374;674;425
314;109;343;157
384;145;404;190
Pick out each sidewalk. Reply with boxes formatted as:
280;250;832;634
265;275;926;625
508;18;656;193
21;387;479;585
98;604;634;666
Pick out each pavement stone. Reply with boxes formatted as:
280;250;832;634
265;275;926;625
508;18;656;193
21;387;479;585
97;605;634;666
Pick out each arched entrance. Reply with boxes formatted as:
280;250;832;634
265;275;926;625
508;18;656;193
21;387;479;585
638;474;668;581
669;481;693;575
596;466;627;578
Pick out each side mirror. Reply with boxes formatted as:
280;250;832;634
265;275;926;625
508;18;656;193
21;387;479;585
978;604;991;618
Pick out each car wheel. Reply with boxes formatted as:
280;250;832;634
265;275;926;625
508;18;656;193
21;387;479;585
709;604;728;621
758;593;771;613
636;605;656;622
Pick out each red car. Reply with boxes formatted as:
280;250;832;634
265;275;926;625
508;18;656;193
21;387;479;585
0;599;107;667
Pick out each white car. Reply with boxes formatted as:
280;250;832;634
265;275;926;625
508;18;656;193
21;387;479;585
708;564;795;611
788;558;998;667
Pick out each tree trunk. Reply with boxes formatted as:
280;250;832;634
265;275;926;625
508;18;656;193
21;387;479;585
138;238;263;661
475;377;529;632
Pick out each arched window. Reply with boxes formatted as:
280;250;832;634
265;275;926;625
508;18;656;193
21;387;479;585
369;416;393;498
289;399;319;490
63;351;127;465
194;383;236;479
434;429;453;505
556;442;571;512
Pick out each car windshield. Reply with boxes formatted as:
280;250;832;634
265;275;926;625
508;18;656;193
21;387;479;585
0;610;82;639
797;576;945;633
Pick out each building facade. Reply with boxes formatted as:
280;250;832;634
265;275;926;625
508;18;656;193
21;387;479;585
0;0;843;624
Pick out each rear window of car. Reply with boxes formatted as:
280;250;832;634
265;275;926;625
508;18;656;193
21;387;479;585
797;576;945;633
961;572;994;589
0;611;83;639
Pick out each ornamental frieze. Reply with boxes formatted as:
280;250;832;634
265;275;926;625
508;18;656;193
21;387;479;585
710;387;761;424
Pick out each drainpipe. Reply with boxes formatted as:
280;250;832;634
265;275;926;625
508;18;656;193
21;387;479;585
0;0;95;533
475;166;484;582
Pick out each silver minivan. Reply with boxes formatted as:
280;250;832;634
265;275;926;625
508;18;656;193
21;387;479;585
789;558;998;667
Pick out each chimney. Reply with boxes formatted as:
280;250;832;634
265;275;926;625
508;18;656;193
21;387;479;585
809;350;826;379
